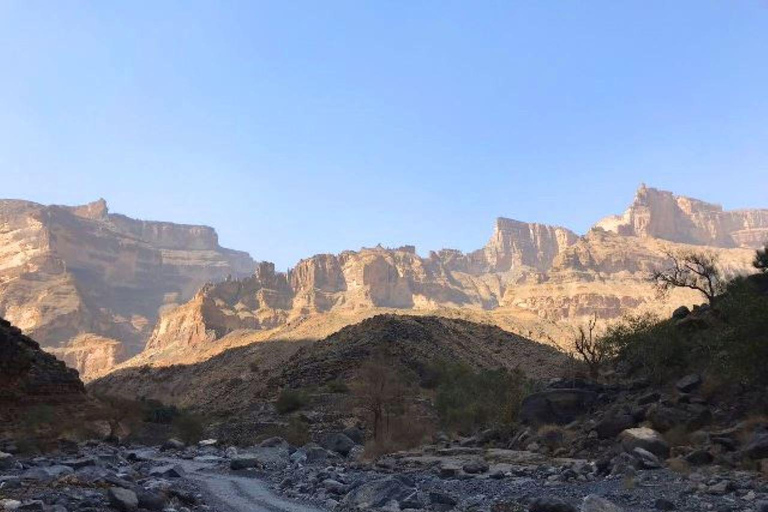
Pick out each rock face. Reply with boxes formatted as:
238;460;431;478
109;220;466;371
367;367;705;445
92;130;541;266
0;199;255;378
595;184;768;248
138;186;758;361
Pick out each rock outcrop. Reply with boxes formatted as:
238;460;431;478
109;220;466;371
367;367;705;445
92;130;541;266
595;184;768;248
0;199;255;378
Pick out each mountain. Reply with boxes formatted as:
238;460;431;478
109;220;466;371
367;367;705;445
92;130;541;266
90;314;566;417
128;186;760;375
0;198;255;378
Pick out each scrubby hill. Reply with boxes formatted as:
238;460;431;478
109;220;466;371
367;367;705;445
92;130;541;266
278;314;566;389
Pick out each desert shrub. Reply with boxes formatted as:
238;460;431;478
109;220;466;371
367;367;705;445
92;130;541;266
172;412;205;444
754;244;768;273
141;399;179;424
432;363;529;434
326;379;350;394
600;313;693;383
275;389;308;414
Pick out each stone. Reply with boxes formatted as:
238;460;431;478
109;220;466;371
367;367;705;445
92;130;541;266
161;439;185;451
685;449;713;465
230;456;261;470
620;428;670;458
745;432;768;460
595;414;636;439
654;498;676;511
632;447;662;469
259;437;288;448
342;477;414;509
138;490;167;511
0;451;15;470
108;487;139;512
429;492;457;506
343;427;366;445
675;374;702;394
198;438;218;447
323;479;346;495
520;389;597;425
582;494;624;512
528;497;577;512
320;433;356;456
60;457;97;469
149;465;185;478
462;459;489;474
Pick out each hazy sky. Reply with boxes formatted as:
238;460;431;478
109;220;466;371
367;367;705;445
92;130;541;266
1;1;767;268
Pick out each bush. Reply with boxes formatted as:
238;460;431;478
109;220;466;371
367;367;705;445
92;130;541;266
326;379;349;394
172;412;205;445
275;389;308;414
431;363;529;434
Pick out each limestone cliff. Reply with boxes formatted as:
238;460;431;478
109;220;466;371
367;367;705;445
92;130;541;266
133;186;760;364
595;184;768;248
0;199;255;378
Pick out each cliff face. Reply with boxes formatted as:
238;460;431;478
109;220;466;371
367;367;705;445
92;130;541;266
595;185;768;248
134;186;761;363
0;199;255;378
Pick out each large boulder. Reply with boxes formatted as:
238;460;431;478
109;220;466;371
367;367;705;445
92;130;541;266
230;455;261;470
582;494;624;512
620;427;670;458
520;389;597;425
342;477;414;509
595;414;636;440
0;451;15;470
108;487;138;512
745;431;768;460
675;374;702;393
320;433;356;456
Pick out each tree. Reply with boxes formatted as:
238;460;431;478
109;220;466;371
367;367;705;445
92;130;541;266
754;243;768;273
351;356;408;442
573;313;609;379
651;249;723;303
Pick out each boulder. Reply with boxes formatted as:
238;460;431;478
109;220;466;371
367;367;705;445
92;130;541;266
675;374;702;394
462;459;489;474
108;487;138;512
0;451;15;470
149;464;185;478
632;447;662;469
160;438;185;451
620;428;670;458
259;437;289;449
137;490;166;511
745;432;768;460
198;439;218;447
685;449;713;465
582;495;624;512
320;433;356;456
528;497;577;512
342;477;414;509
520;389;597;425
595;414;636;440
343;426;366;445
230;455;261;470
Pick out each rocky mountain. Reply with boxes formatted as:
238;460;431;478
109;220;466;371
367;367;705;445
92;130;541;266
595;184;768;247
129;186;759;373
0;198;255;378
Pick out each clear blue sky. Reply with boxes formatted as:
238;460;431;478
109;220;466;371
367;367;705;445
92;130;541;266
1;1;767;269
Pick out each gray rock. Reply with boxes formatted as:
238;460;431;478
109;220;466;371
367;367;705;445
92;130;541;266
342;477;414;509
745;432;768;459
138;490;167;511
160;439;185;451
685;449;713;465
149;465;185;478
230;456;261;470
654;498;676;510
582;495;624;512
620;427;670;458
632;447;662;469
108;487;139;512
16;500;44;511
60;457;97;469
429;492;457;506
323;479;346;495
0;451;15;470
343;427;365;445
22;465;74;481
320;433;356;456
259;437;289;449
595;414;636;439
462;459;489;474
520;389;597;425
675;374;702;393
529;497;577;512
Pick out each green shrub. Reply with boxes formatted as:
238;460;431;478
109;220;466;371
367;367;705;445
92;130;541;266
326;379;349;394
431;363;529;434
275;389;308;414
172;412;205;445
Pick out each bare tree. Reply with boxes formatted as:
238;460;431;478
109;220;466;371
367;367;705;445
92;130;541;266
351;356;407;442
651;249;723;303
573;313;609;379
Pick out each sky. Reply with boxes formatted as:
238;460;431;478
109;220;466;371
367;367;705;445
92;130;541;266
1;1;767;269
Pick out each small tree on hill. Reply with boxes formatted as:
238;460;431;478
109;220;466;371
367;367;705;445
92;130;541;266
651;249;723;303
754;243;768;273
352;357;408;442
573;313;609;379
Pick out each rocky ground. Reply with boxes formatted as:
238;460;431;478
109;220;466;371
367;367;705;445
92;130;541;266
2;420;767;512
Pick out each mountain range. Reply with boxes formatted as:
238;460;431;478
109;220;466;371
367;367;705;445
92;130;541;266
1;185;765;380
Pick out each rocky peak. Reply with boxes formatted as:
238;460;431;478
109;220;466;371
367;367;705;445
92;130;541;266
595;185;768;248
480;218;579;272
66;198;109;220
